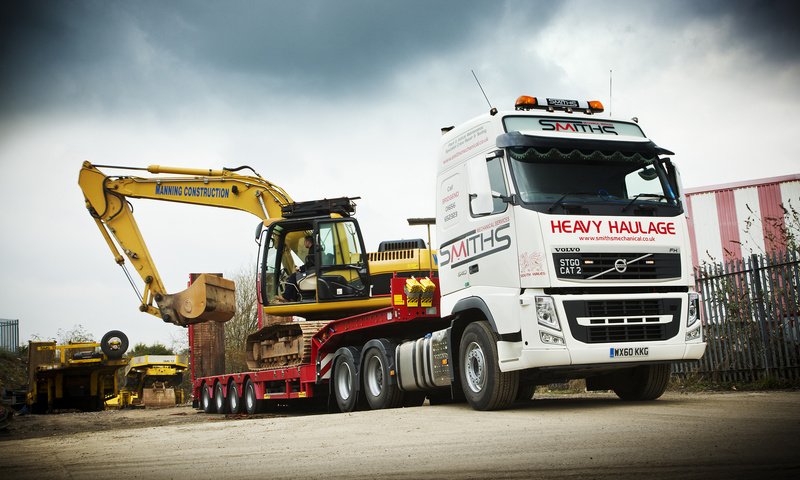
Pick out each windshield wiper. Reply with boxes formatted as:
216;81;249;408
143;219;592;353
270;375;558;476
547;192;597;213
621;193;668;212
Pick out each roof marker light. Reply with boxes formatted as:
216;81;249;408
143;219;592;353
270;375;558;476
515;96;538;111
516;96;606;115
588;100;605;113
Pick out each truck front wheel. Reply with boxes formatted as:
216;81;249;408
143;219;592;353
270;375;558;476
459;321;519;411
613;364;671;401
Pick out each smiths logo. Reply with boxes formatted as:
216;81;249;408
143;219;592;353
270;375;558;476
440;222;511;269
539;119;618;135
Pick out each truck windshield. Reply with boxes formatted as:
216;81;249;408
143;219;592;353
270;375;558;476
507;147;682;216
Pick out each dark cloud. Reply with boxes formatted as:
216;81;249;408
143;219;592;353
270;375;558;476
660;0;800;64
5;1;795;118
0;1;557;115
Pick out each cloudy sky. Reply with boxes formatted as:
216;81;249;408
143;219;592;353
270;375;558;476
1;0;798;348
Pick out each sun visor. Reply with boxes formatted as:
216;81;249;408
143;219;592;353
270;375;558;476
496;132;666;159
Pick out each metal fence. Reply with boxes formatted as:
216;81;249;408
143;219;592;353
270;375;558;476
0;319;19;353
673;251;800;383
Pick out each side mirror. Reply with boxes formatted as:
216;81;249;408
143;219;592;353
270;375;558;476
467;156;493;216
255;221;264;242
638;167;658;181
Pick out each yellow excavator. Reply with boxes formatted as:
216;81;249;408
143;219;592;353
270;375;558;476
78;162;435;366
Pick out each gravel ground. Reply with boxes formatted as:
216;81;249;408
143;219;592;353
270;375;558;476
2;391;799;479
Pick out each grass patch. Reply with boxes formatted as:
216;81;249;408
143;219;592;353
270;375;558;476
669;373;799;393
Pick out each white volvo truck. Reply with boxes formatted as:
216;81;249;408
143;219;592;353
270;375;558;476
424;95;706;410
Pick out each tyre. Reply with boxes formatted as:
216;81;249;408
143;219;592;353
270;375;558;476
459;321;519;411
362;348;403;410
214;382;228;414
243;379;259;415
613;364;671;401
100;330;129;359
201;383;214;414
333;354;359;412
516;383;536;403
227;381;241;414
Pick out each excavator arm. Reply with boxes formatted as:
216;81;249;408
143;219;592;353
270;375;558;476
78;161;292;326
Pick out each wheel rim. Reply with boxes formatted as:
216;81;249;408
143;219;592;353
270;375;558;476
335;362;353;401
465;341;486;394
201;386;210;409
246;384;255;411
215;385;224;410
230;385;238;411
365;355;384;397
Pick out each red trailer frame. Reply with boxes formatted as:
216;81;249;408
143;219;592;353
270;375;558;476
192;276;441;408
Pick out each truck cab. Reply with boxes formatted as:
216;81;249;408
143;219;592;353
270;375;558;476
436;96;705;406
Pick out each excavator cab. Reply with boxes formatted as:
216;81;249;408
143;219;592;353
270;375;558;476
257;198;382;320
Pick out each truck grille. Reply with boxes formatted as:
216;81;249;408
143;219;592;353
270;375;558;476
552;252;681;280
588;324;665;343
562;298;682;344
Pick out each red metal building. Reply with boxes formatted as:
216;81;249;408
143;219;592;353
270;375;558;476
684;174;800;266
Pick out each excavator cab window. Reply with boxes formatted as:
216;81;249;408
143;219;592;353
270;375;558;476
316;220;369;301
260;218;370;305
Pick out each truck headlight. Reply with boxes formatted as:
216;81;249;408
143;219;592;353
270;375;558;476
687;293;699;328
685;326;702;341
536;296;561;331
540;330;565;345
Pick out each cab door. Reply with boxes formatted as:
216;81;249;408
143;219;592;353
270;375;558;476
314;219;370;301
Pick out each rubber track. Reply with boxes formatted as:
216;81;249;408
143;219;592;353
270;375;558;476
248;321;330;370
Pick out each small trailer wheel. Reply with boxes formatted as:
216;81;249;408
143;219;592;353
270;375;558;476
214;382;228;414
243;379;259;415
201;383;214;414
227;381;241;414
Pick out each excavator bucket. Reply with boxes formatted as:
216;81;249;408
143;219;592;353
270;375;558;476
141;382;177;408
158;274;236;325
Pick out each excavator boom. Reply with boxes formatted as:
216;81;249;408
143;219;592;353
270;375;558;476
78;161;292;326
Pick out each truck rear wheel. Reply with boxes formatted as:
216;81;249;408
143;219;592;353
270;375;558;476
214;382;228;414
227;381;241;414
362;348;403;410
201;383;214;413
613;364;671;401
243;379;259;415
459;321;519;411
333;354;359;412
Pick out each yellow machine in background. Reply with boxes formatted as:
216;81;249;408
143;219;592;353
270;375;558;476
112;355;188;408
27;331;129;413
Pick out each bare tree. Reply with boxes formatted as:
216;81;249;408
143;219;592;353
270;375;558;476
57;324;95;344
225;263;260;373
